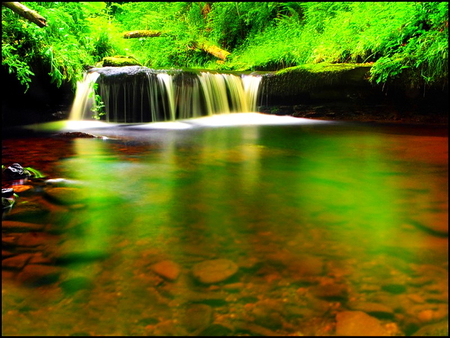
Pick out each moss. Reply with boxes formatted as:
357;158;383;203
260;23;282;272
276;62;373;75
102;56;142;67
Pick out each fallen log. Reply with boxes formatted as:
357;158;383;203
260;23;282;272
198;42;230;61
122;29;230;61
2;2;47;28
123;30;162;39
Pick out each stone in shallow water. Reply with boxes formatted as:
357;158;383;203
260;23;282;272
150;260;180;281
335;311;389;336
2;220;46;233
182;303;212;332
16;264;61;286
192;259;238;284
412;320;449;336
4;203;50;223
44;187;88;205
2;253;34;271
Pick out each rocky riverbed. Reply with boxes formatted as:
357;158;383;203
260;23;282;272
2;123;448;336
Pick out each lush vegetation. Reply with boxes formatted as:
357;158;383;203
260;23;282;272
2;2;448;92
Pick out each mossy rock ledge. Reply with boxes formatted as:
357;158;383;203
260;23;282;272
101;55;142;67
259;63;374;105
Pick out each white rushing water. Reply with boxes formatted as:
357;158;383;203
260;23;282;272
69;68;262;123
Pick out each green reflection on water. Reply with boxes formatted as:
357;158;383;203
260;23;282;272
5;121;444;336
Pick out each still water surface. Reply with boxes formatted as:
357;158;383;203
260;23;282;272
2;114;448;336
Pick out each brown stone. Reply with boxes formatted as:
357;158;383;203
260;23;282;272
192;259;238;284
150;260;180;281
16;264;60;286
2;221;45;233
412;320;449;336
335;311;389;336
2;253;34;270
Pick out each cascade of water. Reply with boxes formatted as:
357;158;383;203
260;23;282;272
70;67;262;123
242;75;263;112
69;72;100;120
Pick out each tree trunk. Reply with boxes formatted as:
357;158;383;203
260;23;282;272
2;2;47;28
123;30;162;39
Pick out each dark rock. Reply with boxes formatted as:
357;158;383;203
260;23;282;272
4;203;50;223
16;264;61;286
311;282;348;301
182;303;213;332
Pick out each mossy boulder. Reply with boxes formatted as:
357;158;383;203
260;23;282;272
102;55;142;67
260;62;373;105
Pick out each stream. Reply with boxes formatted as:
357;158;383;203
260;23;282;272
2;113;448;336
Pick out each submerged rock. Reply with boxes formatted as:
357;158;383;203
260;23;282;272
44;187;88;205
335;311;390;336
412;320;449;336
150;260;180;281
192;259;238;284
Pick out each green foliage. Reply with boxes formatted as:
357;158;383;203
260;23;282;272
2;2;124;91
2;2;448;91
90;83;106;120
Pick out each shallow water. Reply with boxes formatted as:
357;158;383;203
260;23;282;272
2;114;448;336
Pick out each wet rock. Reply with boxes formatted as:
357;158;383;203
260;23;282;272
311;282;348;301
16;264;61;286
2;235;18;247
182;304;212;332
286;254;324;276
335;311;389;336
4;203;50;223
411;320;449;336
150;260;180;281
2;250;16;259
192;259;238;284
2;220;46;233
347;301;395;319
16;232;56;248
44;187;88;205
2;253;34;271
251;299;285;330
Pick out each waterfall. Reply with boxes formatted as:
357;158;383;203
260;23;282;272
69;66;262;123
69;72;100;121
